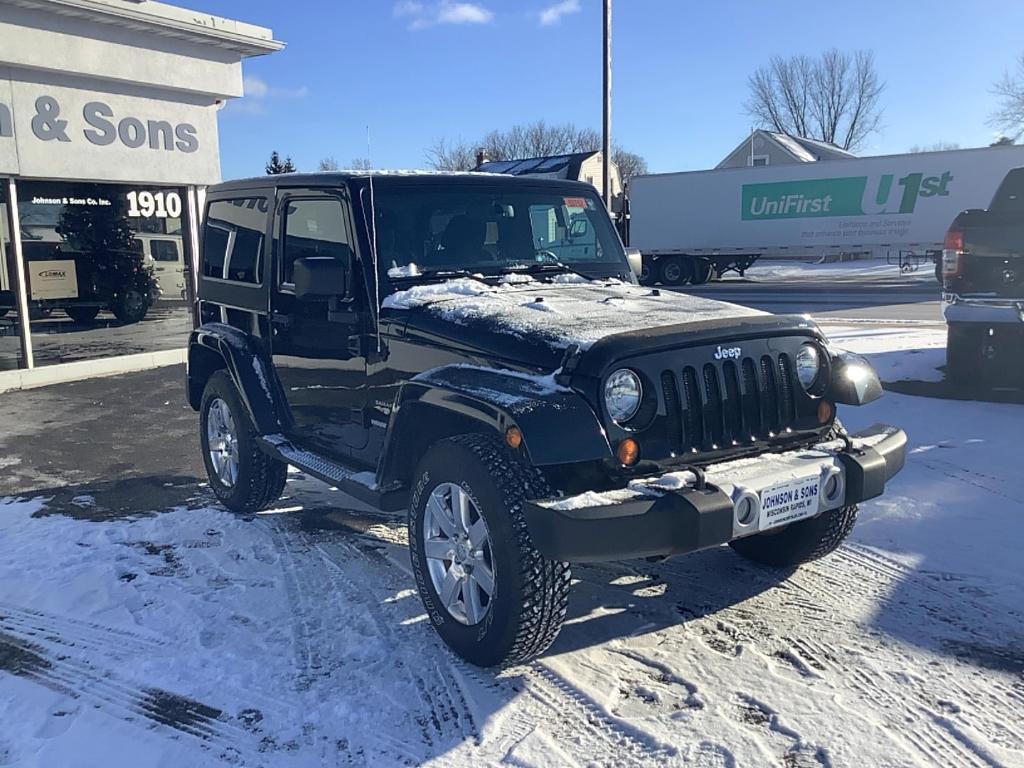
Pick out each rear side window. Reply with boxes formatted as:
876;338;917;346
282;198;351;285
990;169;1024;212
203;198;268;283
150;239;179;262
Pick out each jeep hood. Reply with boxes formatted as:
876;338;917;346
382;276;770;368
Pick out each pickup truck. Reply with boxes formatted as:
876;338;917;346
942;167;1024;384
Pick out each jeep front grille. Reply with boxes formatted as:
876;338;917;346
663;353;800;453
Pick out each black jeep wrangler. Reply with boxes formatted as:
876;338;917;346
187;172;907;667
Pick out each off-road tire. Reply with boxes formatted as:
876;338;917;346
728;422;857;567
65;306;101;324
110;289;150;324
200;370;287;515
409;434;571;667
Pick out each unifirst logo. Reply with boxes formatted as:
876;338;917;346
749;193;833;217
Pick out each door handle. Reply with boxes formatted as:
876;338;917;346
271;312;292;328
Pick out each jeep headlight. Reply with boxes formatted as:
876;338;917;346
795;344;822;390
605;369;642;423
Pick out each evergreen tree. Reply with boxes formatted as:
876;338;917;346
266;150;297;174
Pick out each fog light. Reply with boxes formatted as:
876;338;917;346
505;426;523;449
617;438;640;466
817;400;835;425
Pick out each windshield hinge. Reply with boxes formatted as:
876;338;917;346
555;344;582;386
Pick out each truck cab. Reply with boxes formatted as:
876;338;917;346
942;167;1024;384
187;171;907;667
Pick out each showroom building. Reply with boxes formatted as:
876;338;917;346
0;0;281;390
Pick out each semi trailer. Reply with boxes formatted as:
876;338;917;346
627;145;1024;285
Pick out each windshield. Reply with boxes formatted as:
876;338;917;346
370;185;629;282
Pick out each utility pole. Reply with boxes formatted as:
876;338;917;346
602;0;612;211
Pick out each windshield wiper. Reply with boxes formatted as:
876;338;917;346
505;261;593;281
388;267;484;282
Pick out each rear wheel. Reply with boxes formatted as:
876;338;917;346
691;259;715;285
409;434;571;667
110;288;149;324
200;370;287;515
657;257;692;286
65;306;101;324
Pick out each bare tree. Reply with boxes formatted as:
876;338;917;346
426;121;648;184
613;149;648;185
991;53;1024;141
746;49;884;151
425;138;479;171
349;157;373;170
908;142;960;153
318;156;339;171
991;135;1016;146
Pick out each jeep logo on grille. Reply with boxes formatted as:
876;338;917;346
713;345;742;360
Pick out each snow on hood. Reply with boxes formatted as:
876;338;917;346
382;276;767;350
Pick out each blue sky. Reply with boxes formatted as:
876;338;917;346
196;0;1024;179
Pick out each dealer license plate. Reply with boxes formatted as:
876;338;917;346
759;476;821;531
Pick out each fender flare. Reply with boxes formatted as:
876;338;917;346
378;365;611;487
187;323;289;434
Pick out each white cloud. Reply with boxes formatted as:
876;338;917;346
227;76;309;116
394;1;494;30
538;0;580;26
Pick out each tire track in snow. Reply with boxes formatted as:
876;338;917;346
0;631;267;764
0;602;168;658
267;516;476;764
584;550;1022;766
299;517;678;766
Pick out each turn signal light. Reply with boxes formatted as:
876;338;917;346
817;400;835;425
617;438;640;466
505;426;523;450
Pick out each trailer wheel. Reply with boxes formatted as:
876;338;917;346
657;257;692;286
691;260;714;285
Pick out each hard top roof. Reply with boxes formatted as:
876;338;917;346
210;170;600;194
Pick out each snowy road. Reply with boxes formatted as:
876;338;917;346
1;329;1022;767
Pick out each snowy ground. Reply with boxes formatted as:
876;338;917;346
736;257;939;284
1;330;1022;767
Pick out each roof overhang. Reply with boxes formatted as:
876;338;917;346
5;0;284;57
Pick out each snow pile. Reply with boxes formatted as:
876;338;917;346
824;325;947;383
743;257;939;283
383;277;766;350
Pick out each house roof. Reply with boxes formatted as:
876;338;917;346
473;151;600;179
716;130;856;168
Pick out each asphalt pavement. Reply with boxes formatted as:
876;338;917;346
677;275;942;324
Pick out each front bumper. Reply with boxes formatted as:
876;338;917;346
523;424;907;562
943;293;1024;324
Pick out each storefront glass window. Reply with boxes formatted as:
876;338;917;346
15;180;194;367
0;180;26;371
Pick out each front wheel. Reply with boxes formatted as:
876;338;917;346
409;434;571;667
200;370;287;515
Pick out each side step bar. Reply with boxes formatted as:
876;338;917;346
258;434;408;512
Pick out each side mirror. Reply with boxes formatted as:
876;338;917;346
827;351;883;405
293;256;348;300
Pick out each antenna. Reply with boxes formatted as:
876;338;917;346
366;125;382;355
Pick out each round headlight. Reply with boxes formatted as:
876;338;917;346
604;369;642;423
795;344;822;390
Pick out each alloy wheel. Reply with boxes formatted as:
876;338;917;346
422;482;496;625
206;397;239;488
